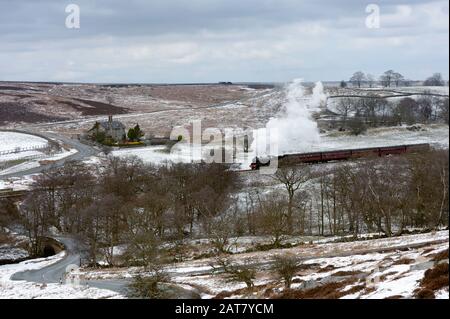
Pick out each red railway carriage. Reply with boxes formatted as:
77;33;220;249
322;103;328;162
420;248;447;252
378;145;407;156
281;152;322;163
321;150;352;161
350;147;379;159
250;143;430;170
404;143;431;152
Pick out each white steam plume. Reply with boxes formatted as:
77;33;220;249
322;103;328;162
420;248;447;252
253;79;323;156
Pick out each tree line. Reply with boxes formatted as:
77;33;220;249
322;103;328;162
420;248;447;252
1;148;446;264
344;71;446;88
333;94;448;135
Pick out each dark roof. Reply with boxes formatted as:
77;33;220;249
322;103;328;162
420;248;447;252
99;120;125;130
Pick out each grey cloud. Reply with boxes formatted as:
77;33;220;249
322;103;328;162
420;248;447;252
0;0;448;82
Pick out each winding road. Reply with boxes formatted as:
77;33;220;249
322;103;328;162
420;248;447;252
11;236;201;298
10;236;131;295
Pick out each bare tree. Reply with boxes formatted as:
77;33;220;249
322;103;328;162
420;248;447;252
407;150;449;229
336;98;354;126
392;72;404;87
364;157;409;236
124;216;161;269
438;98;449;124
273;165;311;232
208;213;239;254
21;192;52;257
393;97;418;125
417;95;433;122
424;73;445;86
136;188;170;239
366;74;375;88
350;71;366;88
256;194;289;247
380;70;396;87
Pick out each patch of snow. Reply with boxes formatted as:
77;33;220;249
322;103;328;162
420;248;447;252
0;246;29;262
435;288;449;299
0;132;48;152
0;161;40;175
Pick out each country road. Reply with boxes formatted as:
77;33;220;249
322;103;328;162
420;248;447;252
10;236;131;295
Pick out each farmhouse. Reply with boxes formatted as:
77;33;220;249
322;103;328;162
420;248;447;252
89;115;126;142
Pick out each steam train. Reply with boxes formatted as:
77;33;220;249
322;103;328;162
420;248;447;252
250;143;430;170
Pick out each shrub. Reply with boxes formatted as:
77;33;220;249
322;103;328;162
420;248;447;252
127;269;169;299
273;255;300;288
211;257;256;290
347;118;367;135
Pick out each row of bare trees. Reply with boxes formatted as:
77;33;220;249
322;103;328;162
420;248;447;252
5;149;448;262
269;150;448;238
233;150;448;245
334;95;449;134
349;70;405;88
211;150;448;250
347;71;446;88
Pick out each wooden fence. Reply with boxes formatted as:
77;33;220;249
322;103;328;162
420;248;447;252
0;144;51;157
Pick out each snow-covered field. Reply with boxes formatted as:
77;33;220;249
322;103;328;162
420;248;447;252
0;143;77;181
0;161;40;176
170;236;448;299
314;124;449;151
111;145;193;165
73;231;449;299
0;252;123;299
386;86;449;95
295;241;448;299
0;175;36;191
0;132;48;153
0;131;50;165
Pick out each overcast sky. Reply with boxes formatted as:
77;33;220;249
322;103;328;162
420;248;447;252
0;0;448;83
